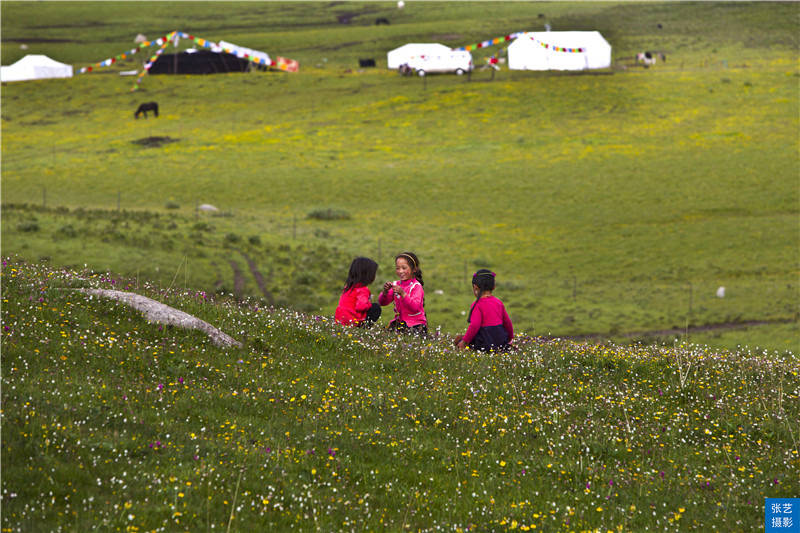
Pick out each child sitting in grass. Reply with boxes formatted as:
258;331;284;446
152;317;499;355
379;252;427;336
335;257;381;327
455;269;513;351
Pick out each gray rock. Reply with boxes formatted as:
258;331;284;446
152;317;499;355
77;288;241;348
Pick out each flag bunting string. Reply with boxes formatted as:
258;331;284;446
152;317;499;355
131;31;175;91
452;32;523;52
78;34;172;73
453;32;586;53
76;29;298;90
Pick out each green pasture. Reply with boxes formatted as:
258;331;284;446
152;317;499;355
2;1;798;353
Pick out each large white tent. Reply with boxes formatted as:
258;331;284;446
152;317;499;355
0;54;73;82
508;31;611;71
386;43;452;69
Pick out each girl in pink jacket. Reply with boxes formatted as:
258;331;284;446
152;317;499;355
455;269;514;352
378;252;427;336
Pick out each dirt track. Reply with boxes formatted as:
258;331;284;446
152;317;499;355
553;318;796;343
239;250;275;306
228;259;245;298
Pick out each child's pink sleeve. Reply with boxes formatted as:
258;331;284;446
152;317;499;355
462;302;482;345
378;289;393;306
403;284;425;314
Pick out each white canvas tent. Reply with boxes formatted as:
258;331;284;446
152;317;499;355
386;43;452;69
218;40;271;65
0;54;73;82
508;31;611;71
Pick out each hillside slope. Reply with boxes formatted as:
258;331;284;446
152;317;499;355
2;258;798;531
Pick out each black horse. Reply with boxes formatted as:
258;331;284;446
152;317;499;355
135;102;159;119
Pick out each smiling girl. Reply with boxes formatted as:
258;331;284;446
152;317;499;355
378;251;427;336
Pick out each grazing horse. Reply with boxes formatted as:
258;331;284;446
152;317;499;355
135;102;159;119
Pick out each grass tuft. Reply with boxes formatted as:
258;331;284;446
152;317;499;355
307;208;352;221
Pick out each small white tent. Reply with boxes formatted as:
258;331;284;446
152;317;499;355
508;31;611;71
218;40;271;65
386;43;452;70
0;54;73;82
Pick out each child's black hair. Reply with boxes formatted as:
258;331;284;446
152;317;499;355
472;269;495;294
343;257;378;292
468;269;496;321
396;252;423;286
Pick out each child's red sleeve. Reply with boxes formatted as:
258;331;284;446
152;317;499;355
354;287;372;312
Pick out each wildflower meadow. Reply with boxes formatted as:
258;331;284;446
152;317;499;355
2;258;797;531
2;3;798;530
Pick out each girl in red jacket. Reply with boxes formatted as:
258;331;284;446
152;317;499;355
335;257;381;327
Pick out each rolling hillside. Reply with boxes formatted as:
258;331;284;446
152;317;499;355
2;257;798;531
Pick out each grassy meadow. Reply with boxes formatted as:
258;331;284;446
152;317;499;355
2;4;799;530
2;258;798;531
2;1;798;352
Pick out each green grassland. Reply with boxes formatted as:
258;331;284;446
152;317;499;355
2;1;798;353
3;258;798;531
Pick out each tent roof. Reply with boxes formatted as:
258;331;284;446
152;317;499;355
148;49;252;75
511;31;610;48
5;54;72;69
1;54;73;82
218;40;270;64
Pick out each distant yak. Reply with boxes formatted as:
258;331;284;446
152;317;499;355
636;51;666;66
375;17;390;25
359;58;376;68
135;102;159;119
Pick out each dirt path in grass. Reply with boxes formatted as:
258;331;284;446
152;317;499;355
552;318;796;343
228;260;245;298
238;250;275;306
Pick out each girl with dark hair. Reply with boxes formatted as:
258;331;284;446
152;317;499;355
455;269;513;351
335;257;382;327
378;252;427;336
